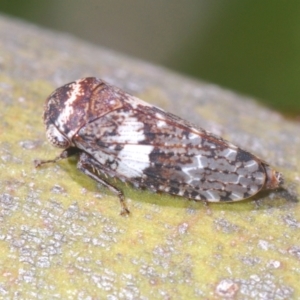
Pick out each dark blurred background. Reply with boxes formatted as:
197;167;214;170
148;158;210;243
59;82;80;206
1;1;300;117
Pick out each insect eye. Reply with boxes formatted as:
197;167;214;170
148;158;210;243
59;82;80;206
46;123;70;149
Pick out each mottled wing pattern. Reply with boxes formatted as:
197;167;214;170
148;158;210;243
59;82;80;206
75;100;268;202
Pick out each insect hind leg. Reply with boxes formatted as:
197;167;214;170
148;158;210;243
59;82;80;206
77;152;130;216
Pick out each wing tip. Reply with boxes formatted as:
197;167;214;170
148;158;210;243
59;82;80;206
264;164;284;190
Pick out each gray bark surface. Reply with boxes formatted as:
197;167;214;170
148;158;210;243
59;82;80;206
0;14;299;299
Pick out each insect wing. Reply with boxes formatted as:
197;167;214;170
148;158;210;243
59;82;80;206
74;100;267;202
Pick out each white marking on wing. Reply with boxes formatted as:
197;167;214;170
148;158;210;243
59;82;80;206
230;192;243;200
155;112;166;119
249;185;259;194
203;190;220;201
100;114;146;144
254;172;265;183
222;148;237;160
115;117;145;143
157;120;166;128
116;144;154;178
182;155;204;183
232;174;243;184
244;160;259;171
178;189;185;196
188;132;199;140
195;155;204;168
93;151;115;166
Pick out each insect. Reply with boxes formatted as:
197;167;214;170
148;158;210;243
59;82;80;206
35;77;284;215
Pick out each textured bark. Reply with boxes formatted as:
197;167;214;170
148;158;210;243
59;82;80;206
0;14;299;299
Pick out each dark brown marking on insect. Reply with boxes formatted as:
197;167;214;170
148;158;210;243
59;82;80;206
36;77;285;214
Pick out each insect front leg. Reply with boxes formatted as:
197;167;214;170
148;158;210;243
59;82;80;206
34;147;80;167
77;152;130;216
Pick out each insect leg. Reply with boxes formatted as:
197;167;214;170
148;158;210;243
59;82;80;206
77;152;130;216
34;147;80;167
